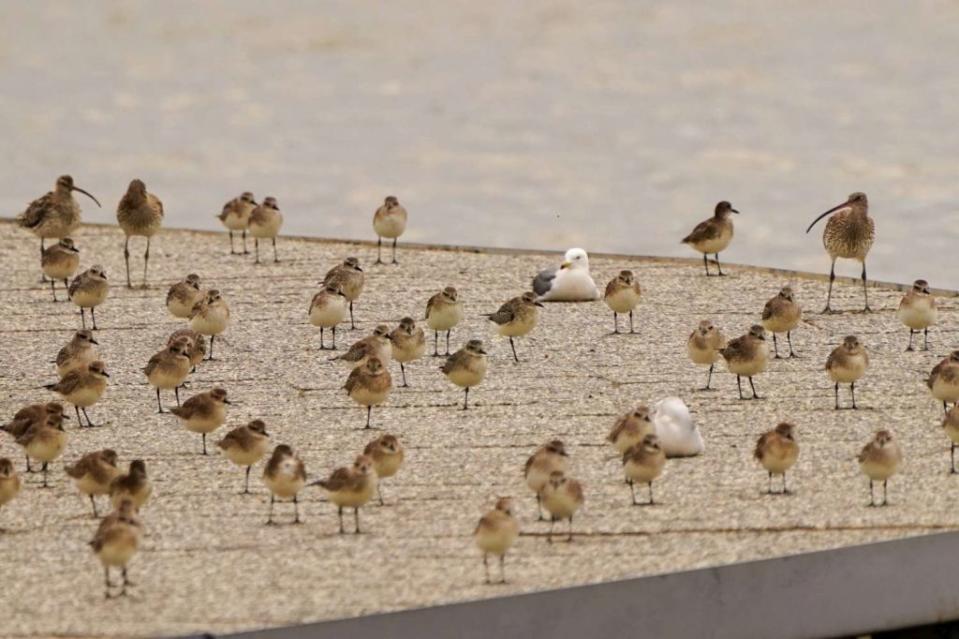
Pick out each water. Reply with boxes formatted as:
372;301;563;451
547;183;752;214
2;1;959;287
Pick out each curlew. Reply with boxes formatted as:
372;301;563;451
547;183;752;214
806;192;875;313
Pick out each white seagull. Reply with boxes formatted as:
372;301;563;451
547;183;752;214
532;248;600;302
651;397;704;458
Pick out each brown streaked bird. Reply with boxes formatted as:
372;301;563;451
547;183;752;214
942;406;959;474
826;336;869;410
116;178;164;288
323;257;365;329
344;357;392;429
311;454;377;534
332;324;393;368
41;238;80;302
474;497;519;585
166;273;203;319
391;317;426;387
541;471;584;544
17;175;101;270
681;201;739;276
524;439;569;520
90;498;142;599
55;329;99;378
170;387;231;454
68;265;109;330
363;434;405;505
858;430;901;507
928;351;959;414
0;458;22;528
66;449;120;517
2;402;67;472
607;405;654;455
761;286;801;358
217;191;257;255
622;434;666;505
262;444;307;525
249;196;283;264
373;195;407;265
441;339;488;410
754;422;799;494
167;328;206;370
425;286;464;356
189;289;231;360
145;339;192;413
898;279;937;352
687;320;726;390
15;412;68;488
603;270;642;334
486;291;543;363
44;360;109;427
720;325;769;400
806;192;875;313
217;419;271;494
309;284;348;350
109;460;152;510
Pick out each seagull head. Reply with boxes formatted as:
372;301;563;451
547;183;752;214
560;248;590;271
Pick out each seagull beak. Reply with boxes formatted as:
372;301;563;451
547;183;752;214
70;186;102;208
806;199;850;234
560;261;571;269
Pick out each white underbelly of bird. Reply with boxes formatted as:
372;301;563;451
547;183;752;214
539;271;599;302
447;365;486;388
374;216;406;238
898;304;937;330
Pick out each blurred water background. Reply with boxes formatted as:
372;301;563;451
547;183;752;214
2;1;958;286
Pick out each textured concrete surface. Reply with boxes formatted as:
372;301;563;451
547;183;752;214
0;221;957;638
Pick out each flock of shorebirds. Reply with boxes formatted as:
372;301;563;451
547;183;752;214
1;176;957;594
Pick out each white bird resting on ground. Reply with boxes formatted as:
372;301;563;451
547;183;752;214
532;248;600;302
651;397;704;457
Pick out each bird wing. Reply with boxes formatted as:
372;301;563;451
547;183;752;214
754;432;772;460
682;219;719;244
67;275;83;298
487;299;517;325
343;367;362;392
320;467;352;491
51;371;83;395
440;350;467;375
532;269;557;297
761;299;776;321
425;293;440;319
17;192;54;228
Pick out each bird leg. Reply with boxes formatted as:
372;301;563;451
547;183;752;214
535;492;544;521
175;385;181;406
40;238;47;282
80;308;87;330
823;259;836;313
377;483;384;506
868;480;875;507
124;236;132;288
41;462;49;488
365;406;372;429
629;310;635;334
772;334;781;359
715;253;725;276
392;238;398;265
254;238;260;264
736;375;744;400
331;326;337;349
834;382;840;410
242;229;249;255
483;553;490;584
648;482;655;505
748;377;762;400
293;495;300;524
463;387;470;410
142;236;150;288
782;472;789;494
201;432;207;455
243;465;252;494
349;301;356;330
567;515;574;542
882;479;888;506
24;452;32;473
861;261;872;313
337;506;345;534
376;237;383;265
319;327;325;350
613;312;620;334
354;507;361;533
266;494;275;525
629;479;636;505
787;331;797;358
90;495;98;518
952;443;956;475
156;388;164;414
547;516;555;544
702;253;710;277
400;362;408;387
445;330;451;355
432;331;439;356
702;363;714;391
499;554;507;584
273;237;279;263
767;471;773;495
81;407;96;428
90;307;98;331
228;231;235;255
850;382;857;409
50;279;58;302
924;328;930;352
509;337;519;363
906;329;915;352
208;335;216;360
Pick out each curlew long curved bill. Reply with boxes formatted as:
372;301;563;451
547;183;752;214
71;186;102;208
805;200;850;234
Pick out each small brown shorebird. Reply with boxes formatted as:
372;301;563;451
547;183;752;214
858;430;901;507
217;192;257;255
425;287;464;356
687;320;726;390
41;238;80;302
942;406;959;474
603;270;642;334
249;196;283;264
116;179;164;288
720;325;768;400
826;336;869;410
928;351;959;414
17;175;101;275
806;192;875;313
89;498;142;599
373;196;407;264
754;422;799;494
486;291;543;363
760;286;801;358
323;257;364;329
898;279;937;352
474;497;519;585
681;201;739;276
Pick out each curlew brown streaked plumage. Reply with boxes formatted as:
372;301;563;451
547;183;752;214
486;291;543;363
761;286;801;358
441;339;488;410
217;419;270;494
323;257;364;329
622;434;666;505
474;497;519;585
44;360;109;427
373;195;407;265
898;279;937;352
826;336;868;410
169;387;231;455
754;422;799;494
603;270;642;334
681;201;739;276
858;430;901;507
166;273;203;319
928;351;959;414
249;196;283;264
312;454;377;534
309;284;348;350
343;357;392;429
68;265;109;330
390;317;426;387
687;320;726;390
116;178;164;288
109;460;152;511
217;191;257;255
425;286;464;356
17;175;101;274
720;325;768;400
55;329;99;378
66;449;120;517
41;238;80;302
363;434;404;506
806;192;875;313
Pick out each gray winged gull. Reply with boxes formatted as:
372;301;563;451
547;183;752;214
532;248;600;302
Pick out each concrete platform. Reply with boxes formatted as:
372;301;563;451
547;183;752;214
0;221;957;638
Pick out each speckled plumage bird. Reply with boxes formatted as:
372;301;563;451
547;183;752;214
928;351;959;414
806;192;875;313
486;291;543;363
116;179;164;288
390;317;426;387
720;325;768;400
68;265;109;330
55;329;99;378
166;274;202;319
312;455;377;534
343;357;392;429
373;196;407;265
17;175;100;272
217;192;257;255
109;460;151;511
441;339;488;410
170;387;231;454
681;201;739;276
217;419;270;494
66;449;120;517
44;360;109;427
41;238;80;302
826;336;869;410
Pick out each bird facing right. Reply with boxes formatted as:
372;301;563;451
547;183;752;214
323;257;365;329
928;351;959;414
55;329;99;378
390;317;426;387
189;289;231;360
217;191;257;255
681;200;739;276
41;238;80;302
687;320;726;390
486;291;543;363
363;434;405;506
249;196;283;264
217;419;271;494
312;454;377;534
68;265;109;331
169;387;231;454
760;286;801;358
425;286;464;356
166;274;203;319
343;357;393;429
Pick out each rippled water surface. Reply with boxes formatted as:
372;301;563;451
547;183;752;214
2;1;958;286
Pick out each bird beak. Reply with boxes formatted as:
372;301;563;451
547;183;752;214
61;413;71;420
560;261;571;269
806;199;850;234
731;208;740;214
70;186;102;208
356;266;364;272
534;301;544;307
70;246;80;253
102;372;111;378
223;399;233;405
90;338;99;345
478;348;487;355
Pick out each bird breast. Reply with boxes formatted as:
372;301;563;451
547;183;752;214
823;212;875;260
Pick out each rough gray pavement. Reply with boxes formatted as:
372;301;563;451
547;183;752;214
0;221;957;638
